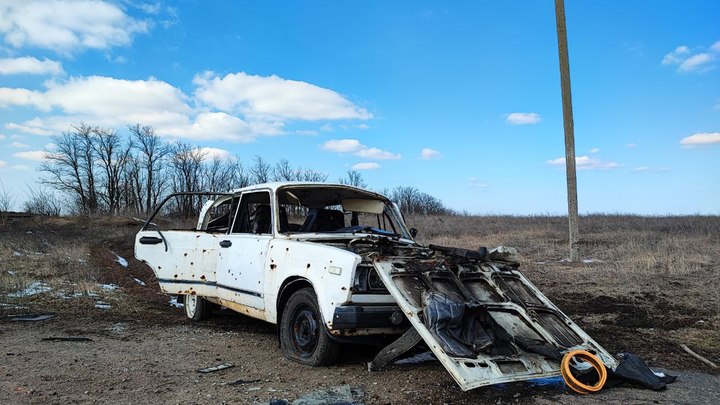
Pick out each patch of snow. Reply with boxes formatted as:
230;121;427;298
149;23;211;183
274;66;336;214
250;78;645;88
100;284;119;291
114;253;128;268
8;270;16;276
13;251;22;257
0;302;29;309
132;277;146;286
169;296;184;308
582;258;604;264
95;301;112;309
78;259;87;263
8;281;52;298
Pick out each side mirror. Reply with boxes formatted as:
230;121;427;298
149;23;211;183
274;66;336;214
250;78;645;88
409;228;418;238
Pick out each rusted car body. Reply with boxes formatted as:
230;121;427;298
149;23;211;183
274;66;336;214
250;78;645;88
135;182;617;390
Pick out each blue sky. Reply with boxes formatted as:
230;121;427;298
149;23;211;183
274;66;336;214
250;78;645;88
0;0;718;215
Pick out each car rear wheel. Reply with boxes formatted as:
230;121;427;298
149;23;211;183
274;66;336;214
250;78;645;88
184;294;208;321
280;287;339;366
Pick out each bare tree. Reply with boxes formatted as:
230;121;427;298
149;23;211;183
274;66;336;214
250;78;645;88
93;127;132;214
249;155;272;184
299;168;328;182
23;186;63;216
273;159;299;181
338;170;366;188
129;124;169;214
202;156;241;192
40;124;100;213
0;180;15;213
168;142;207;217
390;185;448;215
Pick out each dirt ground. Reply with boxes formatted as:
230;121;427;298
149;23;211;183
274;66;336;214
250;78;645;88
1;215;719;404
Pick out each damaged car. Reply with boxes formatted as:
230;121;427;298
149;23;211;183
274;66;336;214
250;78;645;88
135;182;618;390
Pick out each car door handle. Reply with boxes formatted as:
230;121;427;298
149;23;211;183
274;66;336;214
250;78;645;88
139;236;163;245
219;240;232;248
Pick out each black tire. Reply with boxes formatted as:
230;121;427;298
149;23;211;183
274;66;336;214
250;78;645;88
184;294;208;321
280;288;339;366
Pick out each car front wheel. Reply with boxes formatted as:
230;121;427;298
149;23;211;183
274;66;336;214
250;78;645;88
184;294;208;321
280;287;339;366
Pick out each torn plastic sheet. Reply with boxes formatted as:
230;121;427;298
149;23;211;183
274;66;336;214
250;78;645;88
421;291;507;358
608;352;677;390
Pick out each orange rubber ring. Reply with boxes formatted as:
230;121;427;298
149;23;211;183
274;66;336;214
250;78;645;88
560;350;607;394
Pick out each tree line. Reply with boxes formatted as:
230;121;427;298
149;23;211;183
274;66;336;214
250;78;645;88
25;123;450;217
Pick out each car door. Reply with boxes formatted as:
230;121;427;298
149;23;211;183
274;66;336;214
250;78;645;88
215;190;272;310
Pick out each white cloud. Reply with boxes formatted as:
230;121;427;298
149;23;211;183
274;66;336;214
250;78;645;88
295;129;318;136
321;138;400;160
194;147;234;161
10;141;28;148
421;148;441;160
0;134;5;140
546;155;620;170
0;56;63;75
626;143;636;148
590;147;600;154
506;112;541;125
0;0;148;54
679;53;713;72
633;166;671;173
0;159;6;168
662;45;690;65
193;71;372;121
468;177;489;190
355;147;401;160
351;162;380;170
11;164;31;170
680;132;720;148
321;138;363;153
13;150;47;161
320;123;334;132
6;120;54;135
0;87;50;110
3;72;371;142
662;41;720;73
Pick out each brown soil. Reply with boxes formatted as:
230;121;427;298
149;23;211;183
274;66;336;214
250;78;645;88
1;215;719;404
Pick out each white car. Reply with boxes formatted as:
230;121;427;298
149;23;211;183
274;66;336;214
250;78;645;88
135;182;617;390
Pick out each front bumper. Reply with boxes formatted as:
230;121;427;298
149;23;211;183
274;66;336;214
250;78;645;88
331;305;407;330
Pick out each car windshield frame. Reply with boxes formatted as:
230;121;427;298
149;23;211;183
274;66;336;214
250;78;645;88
275;184;413;240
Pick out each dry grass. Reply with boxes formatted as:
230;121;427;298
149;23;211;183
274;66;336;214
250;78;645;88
407;214;719;279
0;215;143;318
1;213;718;369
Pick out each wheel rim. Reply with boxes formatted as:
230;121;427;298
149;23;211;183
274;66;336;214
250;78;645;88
185;295;197;317
291;305;319;358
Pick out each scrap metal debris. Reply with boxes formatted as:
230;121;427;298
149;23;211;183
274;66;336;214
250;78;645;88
42;337;92;342
264;384;364;405
7;314;56;322
197;362;234;373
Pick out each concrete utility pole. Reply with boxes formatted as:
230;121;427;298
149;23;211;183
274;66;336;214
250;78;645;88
554;0;580;262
